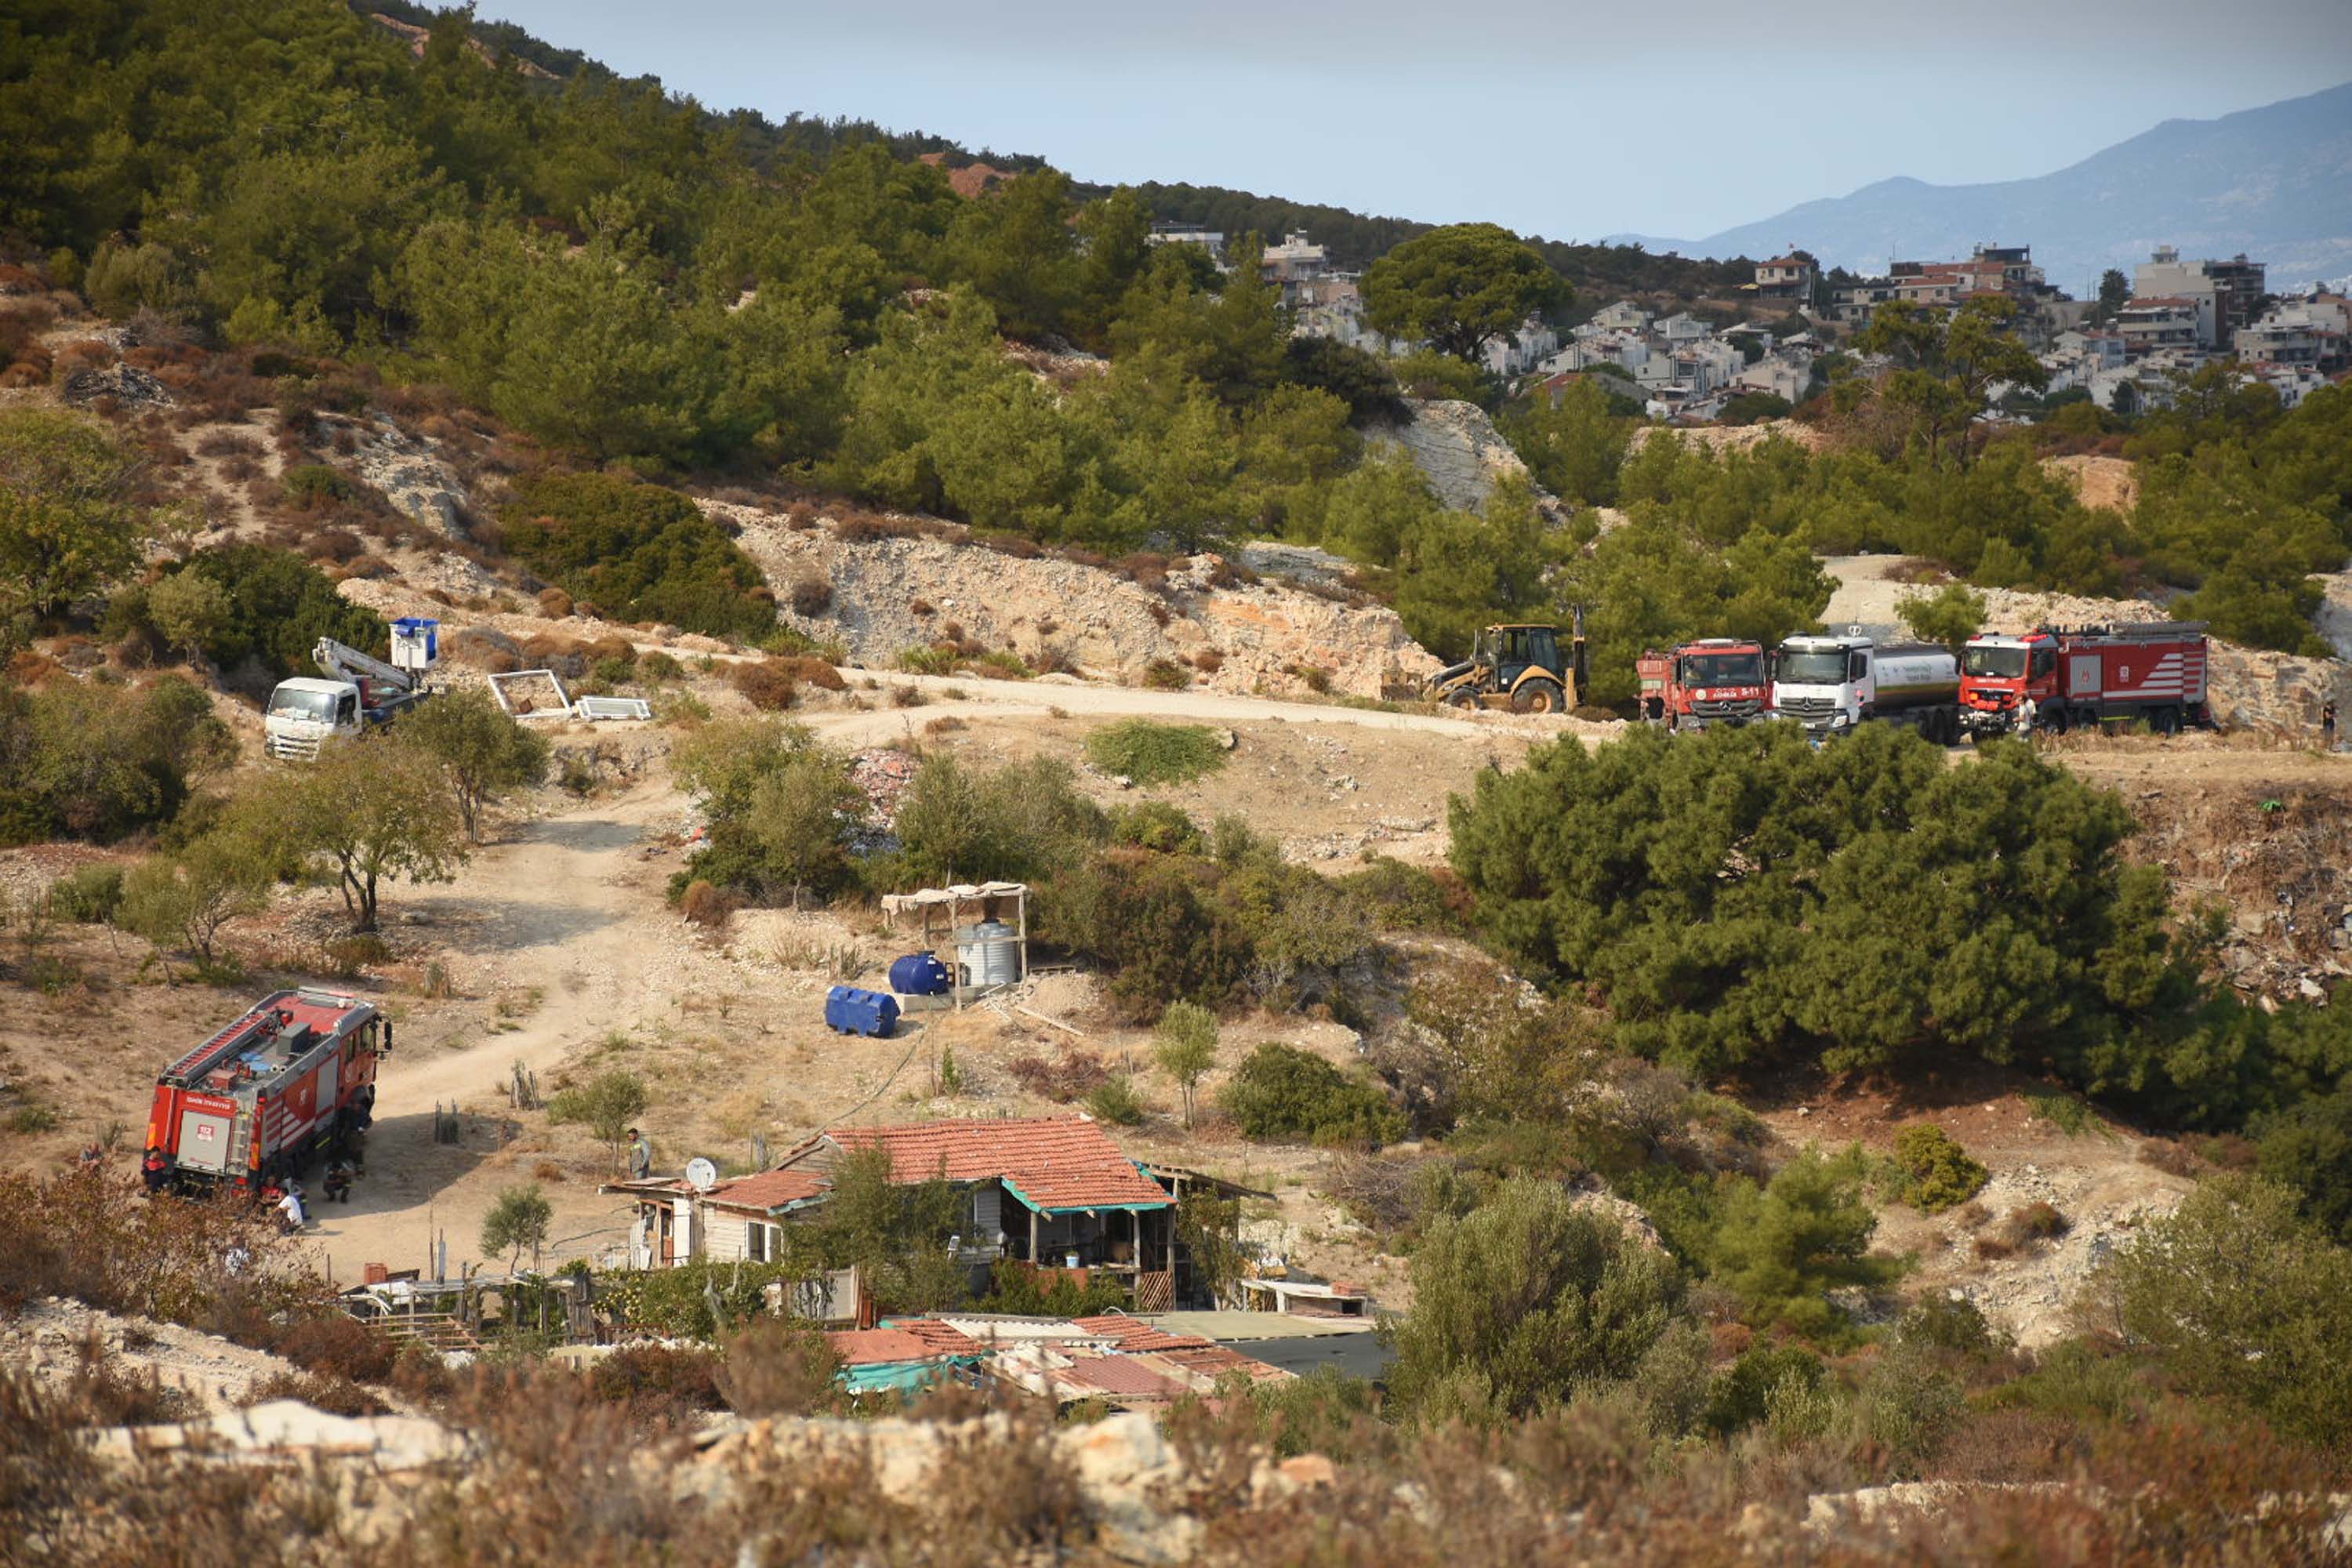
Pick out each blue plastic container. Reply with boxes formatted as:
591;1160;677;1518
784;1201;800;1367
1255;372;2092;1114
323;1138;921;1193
888;952;953;996
825;985;901;1037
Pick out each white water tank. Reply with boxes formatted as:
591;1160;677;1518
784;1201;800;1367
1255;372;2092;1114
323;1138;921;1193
955;920;1019;987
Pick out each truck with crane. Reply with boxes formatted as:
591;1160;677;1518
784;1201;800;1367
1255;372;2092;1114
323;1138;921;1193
1636;637;1771;730
263;617;440;760
143;989;390;1192
1959;622;2209;737
1771;630;1962;742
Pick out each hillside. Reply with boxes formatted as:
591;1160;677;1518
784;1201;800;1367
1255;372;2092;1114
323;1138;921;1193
1613;80;2352;290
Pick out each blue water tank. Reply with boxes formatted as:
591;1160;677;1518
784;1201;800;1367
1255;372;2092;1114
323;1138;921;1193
888;952;953;996
825;985;900;1037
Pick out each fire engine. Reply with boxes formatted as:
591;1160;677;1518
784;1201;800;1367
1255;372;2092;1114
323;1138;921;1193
1636;638;1770;731
1959;622;2209;737
144;989;390;1191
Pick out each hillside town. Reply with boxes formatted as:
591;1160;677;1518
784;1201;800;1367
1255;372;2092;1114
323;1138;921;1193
1148;216;2350;423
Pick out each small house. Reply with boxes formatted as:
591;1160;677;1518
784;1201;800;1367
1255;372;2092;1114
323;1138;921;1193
601;1167;830;1269
776;1116;1181;1307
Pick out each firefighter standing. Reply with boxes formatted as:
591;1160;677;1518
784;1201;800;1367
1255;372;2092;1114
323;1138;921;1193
140;1148;172;1195
626;1128;652;1180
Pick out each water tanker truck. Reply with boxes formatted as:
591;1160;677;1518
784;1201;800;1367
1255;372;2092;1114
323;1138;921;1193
1771;631;1962;743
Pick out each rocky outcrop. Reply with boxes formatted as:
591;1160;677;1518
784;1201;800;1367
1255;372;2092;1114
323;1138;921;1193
719;508;1439;699
321;416;476;539
1369;398;1542;514
1628;418;1829;456
2208;646;2352;731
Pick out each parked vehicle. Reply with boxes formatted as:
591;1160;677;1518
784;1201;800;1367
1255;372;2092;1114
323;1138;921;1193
1772;631;1962;742
1960;622;2209;736
1427;612;1588;714
144;989;389;1192
263;618;440;760
1636;638;1771;730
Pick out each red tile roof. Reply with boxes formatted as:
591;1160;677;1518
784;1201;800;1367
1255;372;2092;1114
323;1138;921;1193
703;1168;829;1214
1071;1315;1201;1352
825;1118;1170;1210
828;1324;979;1367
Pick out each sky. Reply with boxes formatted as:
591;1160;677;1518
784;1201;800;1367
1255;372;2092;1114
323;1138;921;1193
481;0;2352;242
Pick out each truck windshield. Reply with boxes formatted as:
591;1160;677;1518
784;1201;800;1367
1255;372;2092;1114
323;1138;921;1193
267;687;338;720
1962;647;2028;678
1777;649;1848;684
1679;652;1762;684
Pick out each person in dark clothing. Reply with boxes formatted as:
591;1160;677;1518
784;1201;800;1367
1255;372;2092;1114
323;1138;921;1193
324;1159;355;1204
140;1148;171;1195
2325;699;2338;750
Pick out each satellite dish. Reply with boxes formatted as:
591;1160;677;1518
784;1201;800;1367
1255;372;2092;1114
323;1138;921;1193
684;1157;720;1192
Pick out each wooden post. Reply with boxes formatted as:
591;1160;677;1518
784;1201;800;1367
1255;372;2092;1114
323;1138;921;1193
1027;1205;1039;1265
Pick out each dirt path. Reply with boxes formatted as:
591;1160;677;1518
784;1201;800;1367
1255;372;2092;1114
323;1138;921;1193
309;782;680;1281
807;666;1619;747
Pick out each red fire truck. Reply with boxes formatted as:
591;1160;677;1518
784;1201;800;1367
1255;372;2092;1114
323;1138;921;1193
144;989;390;1191
1959;622;2210;737
1637;638;1772;731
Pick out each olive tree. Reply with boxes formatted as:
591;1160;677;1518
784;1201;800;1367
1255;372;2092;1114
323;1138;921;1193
256;736;467;931
399;685;551;843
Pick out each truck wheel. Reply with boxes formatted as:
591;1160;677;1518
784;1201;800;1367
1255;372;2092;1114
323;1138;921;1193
1440;685;1476;710
1515;678;1565;715
2153;706;2180;736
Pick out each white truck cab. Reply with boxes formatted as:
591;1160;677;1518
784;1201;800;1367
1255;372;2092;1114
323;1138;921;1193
263;619;439;761
1771;631;1962;742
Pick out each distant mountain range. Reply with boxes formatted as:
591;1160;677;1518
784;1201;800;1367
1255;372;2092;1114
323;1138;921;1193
1609;82;2352;293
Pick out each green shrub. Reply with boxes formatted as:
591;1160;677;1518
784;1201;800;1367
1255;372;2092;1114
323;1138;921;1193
2252;1083;2352;1243
1385;1174;1683;1426
1334;856;1472;935
1704;1344;1824;1436
1891;1125;1988;1214
1082;719;1227;786
502;473;775;641
1109;800;1203;854
1043;849;1255;1018
2094;1173;2352;1448
973;1259;1131;1317
112;545;383;681
1221;1042;1404;1146
1895;1293;2004;1357
280;463;356;506
1138;658;1192;691
45;864;123;924
1082;1075;1145;1126
1449;724;2215;1111
896;644;955;676
2022;1089;2100;1137
1709;1144;1901;1335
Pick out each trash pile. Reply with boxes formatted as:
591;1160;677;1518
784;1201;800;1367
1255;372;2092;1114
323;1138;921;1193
851;748;919;827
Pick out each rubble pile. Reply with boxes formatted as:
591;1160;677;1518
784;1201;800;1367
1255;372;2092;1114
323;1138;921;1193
2124;781;2352;1001
849;748;918;823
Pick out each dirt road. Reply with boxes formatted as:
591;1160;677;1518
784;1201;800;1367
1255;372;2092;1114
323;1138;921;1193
308;782;680;1280
807;666;1620;746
